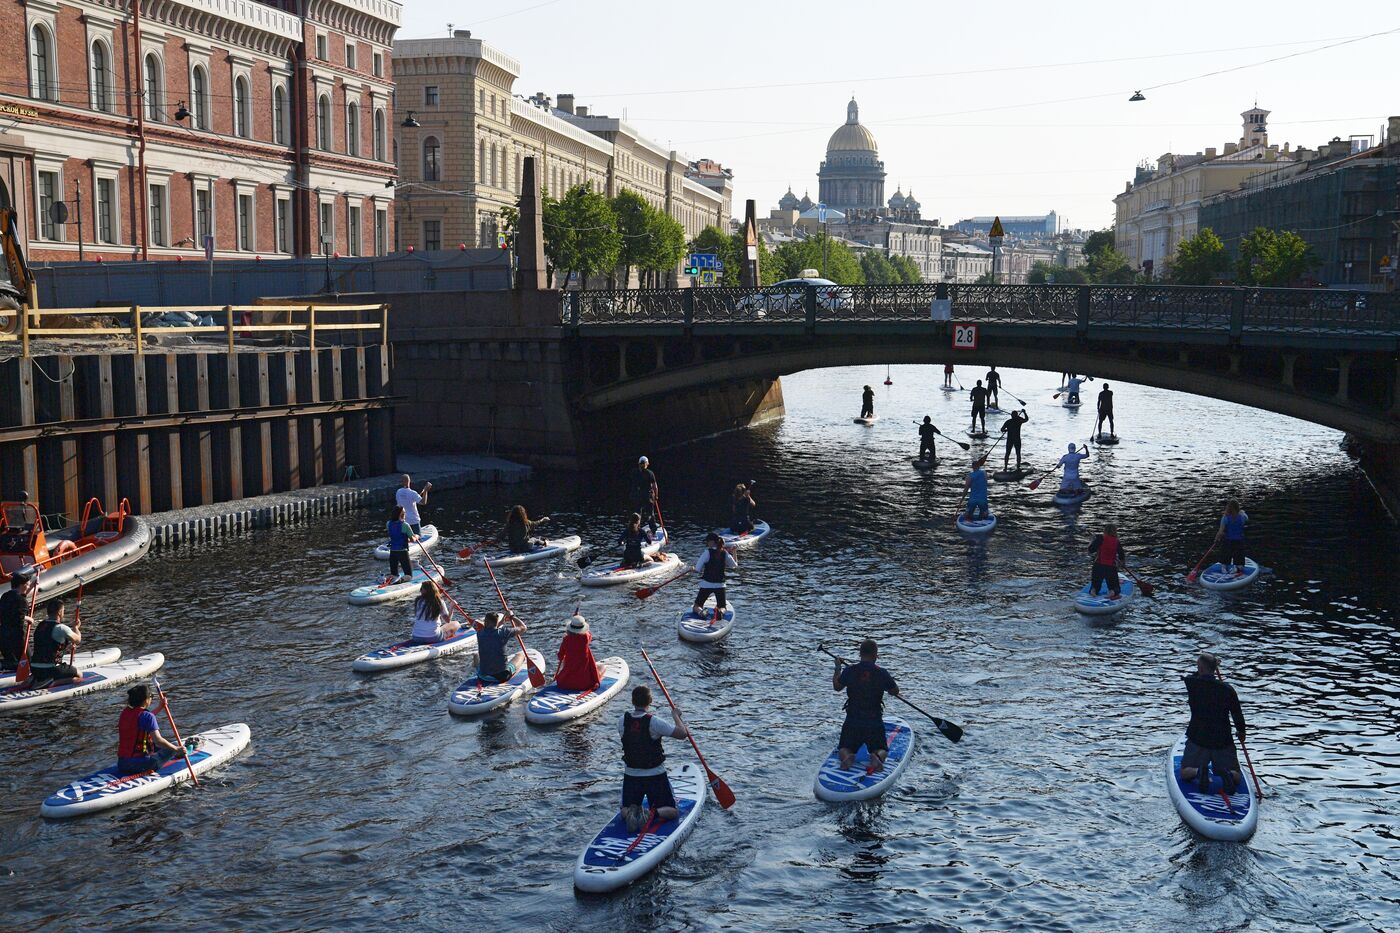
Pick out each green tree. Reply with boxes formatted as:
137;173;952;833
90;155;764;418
974;271;996;284
773;233;864;284
889;254;924;284
611;190;653;287
1086;246;1137;284
642;211;686;287
859;251;900;285
1083;229;1114;258
545;183;620;289
1236;227;1318;286
1166;228;1231;285
688;226;735;274
1027;261;1089;284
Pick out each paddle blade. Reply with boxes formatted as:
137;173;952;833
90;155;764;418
1028;478;1043;490
1138;580;1156;597
634;585;658;600
1185;571;1199;583
956;441;971;451
935;719;965;743
709;771;736;809
527;661;547;688
457;547;474;558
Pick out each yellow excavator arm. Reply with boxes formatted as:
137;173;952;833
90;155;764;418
0;205;33;332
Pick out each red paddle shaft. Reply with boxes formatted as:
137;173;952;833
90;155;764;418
416;559;476;625
1241;738;1265;800
14;569;41;683
640;649;735;809
1186;540;1216;582
153;677;199;787
481;558;546;688
635;568;693;601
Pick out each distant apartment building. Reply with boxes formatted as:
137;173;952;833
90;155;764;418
953;212;1062;238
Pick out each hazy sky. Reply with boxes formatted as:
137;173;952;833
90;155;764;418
397;1;1399;231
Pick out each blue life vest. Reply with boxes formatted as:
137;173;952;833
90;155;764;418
387;520;409;551
1222;513;1246;541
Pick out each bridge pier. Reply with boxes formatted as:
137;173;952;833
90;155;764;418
1281;354;1296;389
1335;354;1352;403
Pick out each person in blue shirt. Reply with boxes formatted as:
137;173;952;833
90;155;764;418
964;461;990;521
1214;500;1250;575
470;611;527;684
384;505;419;584
832;639;900;771
116;685;191;776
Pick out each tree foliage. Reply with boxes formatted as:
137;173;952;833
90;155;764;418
1086;246;1137;284
859;251;900;285
611;190;653;286
1083;229;1114;258
544;183;620;289
642;211;687;287
1166;228;1231;285
889;254;924;284
1027;261;1089;284
772;233;865;285
1236;227;1318;286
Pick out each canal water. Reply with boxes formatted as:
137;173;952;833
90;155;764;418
3;365;1397;931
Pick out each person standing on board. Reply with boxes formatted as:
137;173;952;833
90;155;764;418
1058;443;1089;494
470;611;528;684
1096;383;1116;438
986;367;1002;408
384;506;417;585
555;614;604;692
731;483;757;534
27;599;81;687
1179;652;1247;795
692;532;738;619
1086;522;1127;600
116;684;192;776
918;416;938;462
943;363;955;388
619;684;690;832
410;581;460;644
1214;500;1249;575
969;380;988;433
396;475;432;538
964;461;991;522
630;456;659;536
831;639;901;771
1065;375;1091;405
859;385;875;419
1000;409;1029;472
0;568;36;672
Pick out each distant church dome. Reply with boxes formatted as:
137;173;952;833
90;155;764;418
798;191;815;212
818;99;886;213
888;188;907;210
778;188;799;210
905;190;921;211
826;98;879;153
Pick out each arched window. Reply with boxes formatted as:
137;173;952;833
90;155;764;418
372;108;385;161
91;41;111;112
316;94;330;149
191;65;209;129
273;87;286;145
144;53;163;121
234;76;251;138
31;26;53;101
346;103;359;156
422;136;440;182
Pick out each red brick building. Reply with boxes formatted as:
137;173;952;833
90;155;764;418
0;0;399;265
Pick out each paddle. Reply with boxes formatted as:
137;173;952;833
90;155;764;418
1241;737;1265;801
1124;567;1156;597
1185;538;1218;583
636;568;693;601
640;648;735;809
817;645;964;744
420;549;453;587
69;576;85;665
481;558;547;689
1000;385;1026;406
613;807;662;865
153;676;200;787
954;374;964;391
14;568;40;685
911;422;970;451
1026;464;1060;491
457;537;495;559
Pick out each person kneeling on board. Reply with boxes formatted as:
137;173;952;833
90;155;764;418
1180;652;1247;794
410;582;460;644
832;639;900;771
731;483;756;534
1065;375;1091;405
0;568;36;672
471;612;528;684
918;417;937;462
620;684;689;832
555;614;604;692
1215;499;1249;576
1000;409;1029;472
117;684;196;776
504;505;550;554
964;461;991;522
693;533;738;619
385;506;418;585
1058;444;1089;495
617;513;661;569
28;599;81;687
1087;522;1127;600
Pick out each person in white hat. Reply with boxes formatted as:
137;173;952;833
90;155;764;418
554;614;603;692
629;456;659;536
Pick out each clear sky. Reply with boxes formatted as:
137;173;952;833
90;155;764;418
397;1;1399;231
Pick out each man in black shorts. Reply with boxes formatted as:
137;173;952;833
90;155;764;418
0;568;37;671
832;639;900;771
969;380;988;433
1179;652;1247;794
1000;408;1029;472
619;685;689;833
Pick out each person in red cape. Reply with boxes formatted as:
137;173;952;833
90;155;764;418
554;614;604;692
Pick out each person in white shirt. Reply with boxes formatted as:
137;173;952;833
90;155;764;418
395;475;432;536
409;582;459;644
692;532;738;619
1058;443;1089;493
618;685;689;832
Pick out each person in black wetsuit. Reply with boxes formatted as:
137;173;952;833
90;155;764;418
617;512;660;569
0;568;36;671
1096;384;1116;439
918;416;937;462
986;367;1002;408
730;483;756;533
832;639;900;771
999;408;1028;471
1179;652;1247;794
859;385;875;419
630;456;659;535
969;380;988;433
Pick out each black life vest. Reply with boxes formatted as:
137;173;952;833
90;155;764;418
843;662;888;721
30;617;61;666
622;711;665;770
701;546;727;584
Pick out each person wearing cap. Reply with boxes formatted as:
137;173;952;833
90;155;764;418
554;614;603;692
1086;522;1127;600
963;460;991;522
1096;383;1116;438
1179;652;1247;794
859;385;875;419
27;598;81;686
0;569;37;671
619;684;689;833
116;684;189;776
629;456;659;535
396;474;433;537
469;611;527;684
693;532;738;619
831;639;900;772
1058;443;1089;494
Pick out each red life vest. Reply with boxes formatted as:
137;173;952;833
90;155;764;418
117;706;154;759
555;631;601;692
1097;534;1120;566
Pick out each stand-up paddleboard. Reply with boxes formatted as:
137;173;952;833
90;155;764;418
966;429;988;439
446;649;546;716
853;416;877;426
991;467;1028;482
641;527;669;557
1165;735;1257;841
717;521;770;548
40;723;252;818
1074;577;1136;615
956;514;997;535
352;627;478;672
372;524;440;561
814;717;915;802
524;657;629;724
911;457;936;471
1062;399;1082;409
1199;558;1260;591
1092;433;1119;446
987;406;1003;415
581;552;682;588
574;762;706;893
0;648;120;689
678;602;736;643
0;653;166;713
473;535;583;567
1053;483;1092;507
941;385;957;393
347;565;444;605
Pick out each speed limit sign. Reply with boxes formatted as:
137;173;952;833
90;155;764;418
952;323;979;350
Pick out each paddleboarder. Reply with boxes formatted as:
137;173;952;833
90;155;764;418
619;684;690;832
1214;500;1250;576
504;505;550;555
629;456;660;536
0;567;36;671
986;366;1002;408
1086;522;1127;600
555;614;604;692
692;532;738;619
964;461;991;522
999;408;1029;471
470;611;528;685
970;380;988;433
396;474;432;537
831;639;901;771
1179;652;1248;795
410;581;460;644
617;512;662;569
27;599;81;687
731;483;756;534
860;385;875;420
116;684;192;776
1096;383;1116;438
384;506;417;585
943;363;955;388
1058;443;1089;495
918;416;937;462
1065;375;1091;405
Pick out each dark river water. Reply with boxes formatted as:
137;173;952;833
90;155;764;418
3;365;1398;932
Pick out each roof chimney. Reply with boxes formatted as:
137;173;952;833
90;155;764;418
453;29;471;39
576;105;589;117
1223;142;1238;155
1388;116;1400;145
1204;147;1217;158
557;93;575;115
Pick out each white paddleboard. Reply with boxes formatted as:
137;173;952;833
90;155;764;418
524;657;629;724
372;524;440;560
966;430;988;439
0;648;121;689
581;552;682;588
1053;483;1092;507
1165;735;1257;841
956;514;997;535
40;723;251;818
1074;577;1136;615
853;416;877;425
1062;400;1082;409
1199;558;1259;591
678;602;736;643
352;627;478;672
716;521;770;549
574;762;706;893
940;385;957;392
0;653;166;713
475;535;583;567
814;717;915;802
641;527;669;557
446;649;546;716
347;565;445;605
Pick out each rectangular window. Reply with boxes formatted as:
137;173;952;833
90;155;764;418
276;198;290;253
375;208;387;256
424;85;439;106
479;89;485;112
37;170;58;240
422;220;440;252
237;194;253;250
316;34;328;60
148;184;167;247
345;44;356;70
97;178;116;244
319;202;333;253
195;189;211;244
347;205;361;256
373;52;383;77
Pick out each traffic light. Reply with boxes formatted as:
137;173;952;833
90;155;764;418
685;263;699;276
